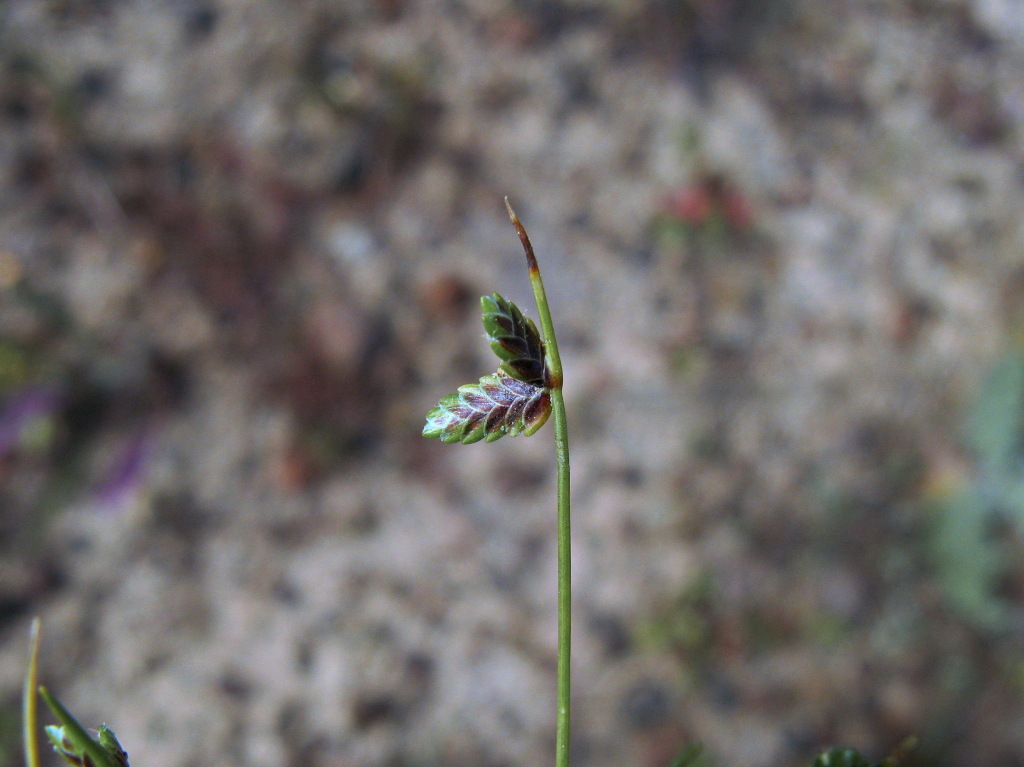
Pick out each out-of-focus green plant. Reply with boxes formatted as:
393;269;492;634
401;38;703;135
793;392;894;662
41;691;129;767
932;349;1024;628
638;570;715;663
23;619;129;767
668;743;706;767
814;737;917;767
814;748;874;767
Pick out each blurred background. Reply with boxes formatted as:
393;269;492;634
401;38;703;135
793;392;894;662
2;1;1024;765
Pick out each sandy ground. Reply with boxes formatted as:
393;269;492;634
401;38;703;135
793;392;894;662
2;1;1024;766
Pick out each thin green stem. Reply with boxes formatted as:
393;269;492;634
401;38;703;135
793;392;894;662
551;388;571;767
505;198;570;767
23;618;41;767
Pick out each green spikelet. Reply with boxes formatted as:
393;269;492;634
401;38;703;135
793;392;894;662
481;293;547;385
423;373;551;444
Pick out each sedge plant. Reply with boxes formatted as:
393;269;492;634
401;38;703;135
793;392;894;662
423;198;572;767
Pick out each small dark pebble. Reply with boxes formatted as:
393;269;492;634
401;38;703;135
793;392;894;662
588;612;632;659
621;681;673;728
352;694;400;729
184;4;218;40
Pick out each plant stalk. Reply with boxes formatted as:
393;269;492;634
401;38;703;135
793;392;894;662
505;198;571;767
23;618;41;767
551;387;571;767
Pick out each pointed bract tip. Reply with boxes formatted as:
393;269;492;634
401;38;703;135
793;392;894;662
504;196;519;224
503;196;538;273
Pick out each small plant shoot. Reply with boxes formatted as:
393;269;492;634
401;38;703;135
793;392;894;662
423;198;573;767
23;619;130;767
